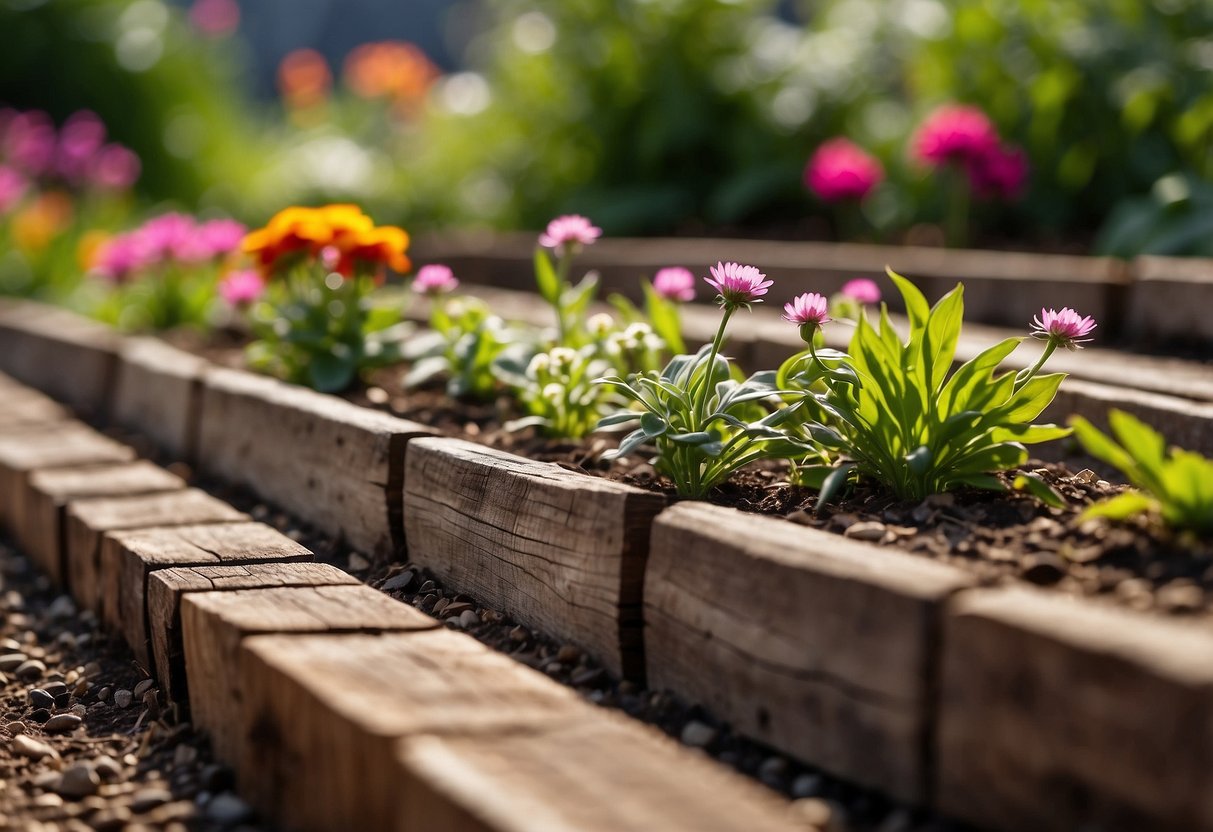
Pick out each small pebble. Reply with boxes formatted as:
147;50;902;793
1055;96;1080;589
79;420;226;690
114;689;134;708
844;521;887;542
459;609;480;628
133;679;155;698
206;793;255;824
348;553;370;571
791;773;823;798
5;720;26;734
0;653;27;672
381;570;415;591
56;763;100;798
130;787;173;813
44;713;82;734
679;720;718;748
28;688;55;710
508;625;529;643
15;658;46;680
94;756;123;781
96;686;112;702
12;733;56;759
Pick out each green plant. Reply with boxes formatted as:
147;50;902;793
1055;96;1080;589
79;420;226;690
597;262;809;497
402;295;516;400
1070;410;1213;536
786;271;1074;505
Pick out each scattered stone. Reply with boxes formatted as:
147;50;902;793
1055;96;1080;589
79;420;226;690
0;652;28;672
44;713;83;734
94;756;123;781
12;733;56;759
508;625;529;643
207;792;255;824
458;609;480;628
679;720;717;749
96;685;112;702
28;688;55;710
130;787;173;814
843;521;887;542
347;553;370;571
790;773;823;799
15;658;46;680
56;763;100;798
1022;553;1067;585
5;720;26;734
47;595;76;619
133;678;155;698
381;570;415;592
1158;581;1204;614
28;708;50;723
114;689;134;708
571;667;605;687
556;644;581;664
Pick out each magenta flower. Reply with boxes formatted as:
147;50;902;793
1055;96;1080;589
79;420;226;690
805;138;884;203
89;144;141;191
189;0;241;36
911;105;1000;167
840;278;881;305
413;264;459;295
1031;307;1097;350
4;110;56;176
967;144;1028;201
186;218;247;261
538;214;602;254
218;269;266;306
136;213;197;263
91;233;148;283
784;293;831;329
652;267;695;302
55;110;106;184
0;166;28;216
705;261;772;309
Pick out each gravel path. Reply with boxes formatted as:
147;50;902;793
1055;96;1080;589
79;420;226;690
0;536;272;832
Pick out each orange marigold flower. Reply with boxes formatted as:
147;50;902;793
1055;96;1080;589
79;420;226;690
344;41;439;106
278;49;331;110
243;204;410;279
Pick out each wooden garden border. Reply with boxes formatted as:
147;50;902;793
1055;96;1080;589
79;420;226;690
0;292;1211;829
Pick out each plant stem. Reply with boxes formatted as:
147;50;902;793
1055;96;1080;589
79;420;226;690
554;251;571;346
693;307;734;424
946;166;970;248
1014;339;1057;393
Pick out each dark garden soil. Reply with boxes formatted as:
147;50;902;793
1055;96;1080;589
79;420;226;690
0;535;271;832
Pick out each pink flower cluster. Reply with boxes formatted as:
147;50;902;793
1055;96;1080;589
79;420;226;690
805;138;884;203
92;213;247;282
0;108;140;192
538;214;601;255
413;263;459;295
911;104;1027;200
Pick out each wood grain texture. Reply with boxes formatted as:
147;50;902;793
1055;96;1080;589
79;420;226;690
0;392;70;428
101;522;314;670
197;367;435;557
148;562;356;702
232;630;585;832
65;489;246;613
182;589;439;775
403;437;666;679
111;337;208;461
21;462;185;586
937;587;1213;832
395;713;809;832
644;502;973;803
0;300;120;416
0;425;135;531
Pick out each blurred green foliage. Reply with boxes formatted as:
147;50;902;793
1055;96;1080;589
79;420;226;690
0;0;270;215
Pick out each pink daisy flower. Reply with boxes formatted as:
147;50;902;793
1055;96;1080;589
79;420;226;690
91;233;148;283
804;138;884;203
652;267;695;302
538;214;601;254
704;261;773;309
413;264;459;295
840;278;881;305
1031;307;1097;350
967;144;1029;201
911;104;1000;167
89;144;141;191
218;269;266;306
784;293;831;328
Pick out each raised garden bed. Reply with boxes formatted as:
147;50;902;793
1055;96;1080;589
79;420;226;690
2;261;1212;832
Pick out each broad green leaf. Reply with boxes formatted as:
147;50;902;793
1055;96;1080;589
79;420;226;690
1069;416;1140;479
938;338;1021;415
1082;491;1156;522
887;268;930;331
1012;472;1065;508
988;424;1072;445
602;427;649;460
640;412;668;437
669;431;714;445
402;356;448;388
534;248;561;305
817;463;856;510
595;411;641;428
923;284;964;393
308;352;357;393
951;441;1028;475
1108;410;1167;475
1000;373;1065;422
